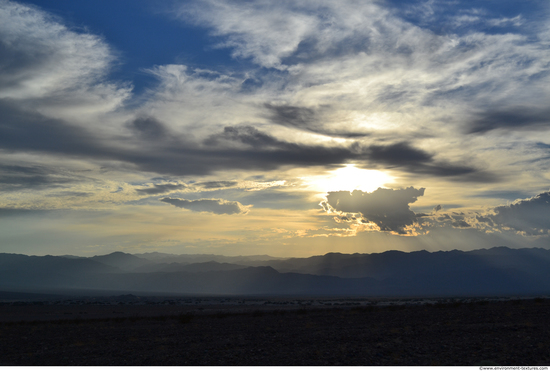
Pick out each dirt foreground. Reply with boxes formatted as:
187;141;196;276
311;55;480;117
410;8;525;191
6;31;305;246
1;297;549;366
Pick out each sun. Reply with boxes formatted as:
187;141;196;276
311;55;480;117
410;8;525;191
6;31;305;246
305;164;394;193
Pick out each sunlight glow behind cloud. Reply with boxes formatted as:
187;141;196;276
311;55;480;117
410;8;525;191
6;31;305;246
304;165;395;193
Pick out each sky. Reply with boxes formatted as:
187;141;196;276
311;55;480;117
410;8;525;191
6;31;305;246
1;0;550;257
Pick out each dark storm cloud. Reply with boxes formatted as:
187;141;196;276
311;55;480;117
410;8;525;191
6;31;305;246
0;100;492;182
0;164;83;191
367;142;430;163
195;181;239;189
264;103;370;138
128;116;168;140
365;142;497;181
136;183;187;195
0;113;360;177
0;100;112;157
201;125;364;168
160;197;248;215
265;104;317;130
322;187;425;234
468;106;550;134
484;191;550;235
204;126;492;181
204;125;283;148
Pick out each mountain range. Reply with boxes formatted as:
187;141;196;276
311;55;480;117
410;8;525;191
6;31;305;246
1;247;549;297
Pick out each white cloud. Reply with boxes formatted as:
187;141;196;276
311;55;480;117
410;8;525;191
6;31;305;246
141;64;267;138
176;0;321;69
168;0;550;142
0;0;130;121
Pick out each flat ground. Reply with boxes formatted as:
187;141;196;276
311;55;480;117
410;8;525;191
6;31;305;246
1;298;549;366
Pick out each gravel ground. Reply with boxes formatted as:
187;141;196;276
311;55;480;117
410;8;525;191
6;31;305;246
1;298;549;366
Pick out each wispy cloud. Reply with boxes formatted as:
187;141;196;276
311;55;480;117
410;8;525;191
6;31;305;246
136;183;188;195
160;197;250;215
0;0;130;116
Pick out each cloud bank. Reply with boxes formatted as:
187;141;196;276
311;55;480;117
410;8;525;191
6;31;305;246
483;192;550;236
160;197;249;215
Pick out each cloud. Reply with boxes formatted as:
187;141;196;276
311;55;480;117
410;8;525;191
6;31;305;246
0;1;506;188
136;180;239;196
128;116;169;140
0;0;108;98
0;0;129;114
365;142;496;181
175;0;550;102
204;125;284;149
160;197;249;215
0;98;492;180
232;188;313;210
484;191;550;236
161;0;543;185
1;0;549;229
203;126;491;180
264;104;318;130
0;164;84;191
195;181;239;189
264;103;369;138
425;191;550;236
175;0;323;69
0;101;110;156
471;190;534;201
448;213;471;229
321;187;426;235
136;183;187;195
468;106;550;134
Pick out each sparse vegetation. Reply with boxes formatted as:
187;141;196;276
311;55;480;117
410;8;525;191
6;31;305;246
0;298;549;366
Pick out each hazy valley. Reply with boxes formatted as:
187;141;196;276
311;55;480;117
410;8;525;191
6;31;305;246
2;246;550;298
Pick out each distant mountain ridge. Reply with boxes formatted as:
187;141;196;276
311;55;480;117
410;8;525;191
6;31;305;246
132;252;285;265
1;247;549;297
265;246;550;279
89;252;150;270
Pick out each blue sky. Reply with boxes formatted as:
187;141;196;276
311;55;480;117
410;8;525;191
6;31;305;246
26;0;243;94
1;0;550;257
